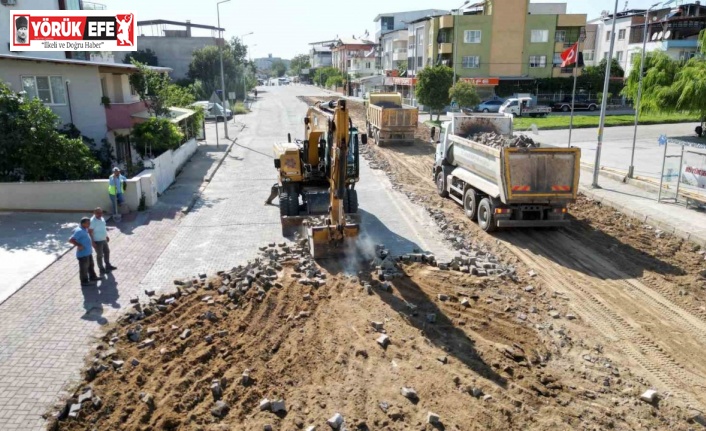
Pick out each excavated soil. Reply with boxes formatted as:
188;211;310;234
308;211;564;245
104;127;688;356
52;247;692;431
299;95;706;416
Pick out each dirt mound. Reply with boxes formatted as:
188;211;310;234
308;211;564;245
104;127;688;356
49;234;695;431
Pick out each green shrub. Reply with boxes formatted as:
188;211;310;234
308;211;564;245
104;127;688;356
234;102;249;115
131;118;183;158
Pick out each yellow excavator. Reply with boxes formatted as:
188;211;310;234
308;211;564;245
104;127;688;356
272;99;367;258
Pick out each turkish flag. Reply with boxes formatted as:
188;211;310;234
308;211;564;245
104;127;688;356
561;42;579;67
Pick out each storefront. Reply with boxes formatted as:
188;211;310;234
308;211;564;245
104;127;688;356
459;77;500;99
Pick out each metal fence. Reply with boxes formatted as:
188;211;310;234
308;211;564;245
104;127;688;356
658;139;706;209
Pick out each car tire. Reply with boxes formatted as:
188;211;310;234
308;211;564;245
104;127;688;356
483;108;489;113
562;105;570;112
588;105;597;112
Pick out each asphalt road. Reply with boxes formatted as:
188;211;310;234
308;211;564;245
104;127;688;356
526;122;702;179
137;85;453;291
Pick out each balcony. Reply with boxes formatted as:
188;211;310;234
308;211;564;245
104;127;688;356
82;1;107;10
440;15;454;29
392;49;408;61
439;43;453;54
662;39;699;49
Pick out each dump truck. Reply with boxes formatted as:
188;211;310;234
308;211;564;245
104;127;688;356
432;113;581;231
365;93;418;145
273;99;366;257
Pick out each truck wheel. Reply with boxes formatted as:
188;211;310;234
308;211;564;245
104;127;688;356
478;198;496;232
463;188;478;221
435;171;449;198
347;189;359;213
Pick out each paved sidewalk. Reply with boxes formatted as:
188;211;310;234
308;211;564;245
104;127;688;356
579;167;706;247
0;131;234;430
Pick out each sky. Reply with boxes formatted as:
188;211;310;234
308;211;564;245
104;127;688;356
102;0;665;59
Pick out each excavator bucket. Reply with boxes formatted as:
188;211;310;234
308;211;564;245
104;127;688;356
307;222;360;259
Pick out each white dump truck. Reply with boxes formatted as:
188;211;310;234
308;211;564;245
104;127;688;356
432;113;581;231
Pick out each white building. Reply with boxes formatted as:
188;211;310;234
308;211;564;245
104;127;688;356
309;43;333;68
584;9;646;75
373;9;449;40
380;29;408;73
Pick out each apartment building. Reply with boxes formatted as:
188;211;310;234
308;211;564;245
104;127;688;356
309;42;334;69
587;2;706;76
331;37;376;75
430;0;586;82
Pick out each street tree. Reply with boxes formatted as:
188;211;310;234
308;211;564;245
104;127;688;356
270;59;288;77
129;61;173;117
188;45;239;99
123;48;159;66
416;65;454;121
290;54;311;76
449;81;481;110
622;51;681;113
0;82;99;182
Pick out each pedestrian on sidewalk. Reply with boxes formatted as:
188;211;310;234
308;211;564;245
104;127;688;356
108;167;127;216
265;183;279;205
89;207;117;276
69;217;99;286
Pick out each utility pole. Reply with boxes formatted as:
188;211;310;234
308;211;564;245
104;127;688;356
628;2;662;178
592;0;619;188
240;32;254;105
217;0;231;139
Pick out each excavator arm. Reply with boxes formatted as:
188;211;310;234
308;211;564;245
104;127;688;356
307;100;361;258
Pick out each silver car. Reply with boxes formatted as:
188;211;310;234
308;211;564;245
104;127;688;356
191;101;233;121
473;99;505;113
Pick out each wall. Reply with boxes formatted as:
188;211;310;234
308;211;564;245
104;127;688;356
523;14;558;78
490;0;529;77
0;0;64;60
116;36;220;80
0;59;108;143
529;3;566;14
0;176;151;212
590;17;636;73
455;15;493;78
139;138;198;194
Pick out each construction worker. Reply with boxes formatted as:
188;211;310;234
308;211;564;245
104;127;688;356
108;167;127;216
265;183;279;205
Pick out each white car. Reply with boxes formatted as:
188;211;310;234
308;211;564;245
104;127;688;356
191;101;233;121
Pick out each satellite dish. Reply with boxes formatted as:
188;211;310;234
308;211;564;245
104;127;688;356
657;31;664;40
651;32;659;41
664;30;671;40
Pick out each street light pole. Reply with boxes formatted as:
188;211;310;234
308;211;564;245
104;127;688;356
217;0;231;139
592;0;619;188
628;2;661;179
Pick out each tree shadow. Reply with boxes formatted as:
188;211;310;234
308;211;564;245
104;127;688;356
496;217;686;280
0;212;77;254
317;210;507;389
80;273;121;326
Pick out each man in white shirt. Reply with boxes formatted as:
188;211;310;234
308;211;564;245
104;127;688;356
89;207;117;276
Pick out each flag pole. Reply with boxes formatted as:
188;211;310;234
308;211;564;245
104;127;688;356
568;63;578;148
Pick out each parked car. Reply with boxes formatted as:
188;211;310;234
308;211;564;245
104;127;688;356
470;99;505;113
191;101;233;121
552;95;598;112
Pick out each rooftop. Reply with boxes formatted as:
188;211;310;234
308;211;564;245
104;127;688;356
136;19;224;32
373;9;449;22
0;54;172;73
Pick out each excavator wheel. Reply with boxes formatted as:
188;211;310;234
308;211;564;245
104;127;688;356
285;191;299;216
279;190;290;217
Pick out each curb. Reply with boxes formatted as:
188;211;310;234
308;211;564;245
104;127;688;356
182;139;236;215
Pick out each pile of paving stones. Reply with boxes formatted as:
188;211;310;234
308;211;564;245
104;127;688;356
471;132;540;149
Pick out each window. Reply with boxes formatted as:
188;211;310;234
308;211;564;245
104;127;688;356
529;55;546;68
346;59;351;67
606;31;611;41
365;61;371;69
22;76;66;105
381;17;394;31
100;77;108;98
618;29;626;40
584;51;594;61
417;56;423;67
553;53;562;66
555;30;566;42
464;30;482;43
615;51;623;62
603;51;608;60
462;56;480;68
679;50;696;61
408;57;414;70
531;30;548;43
